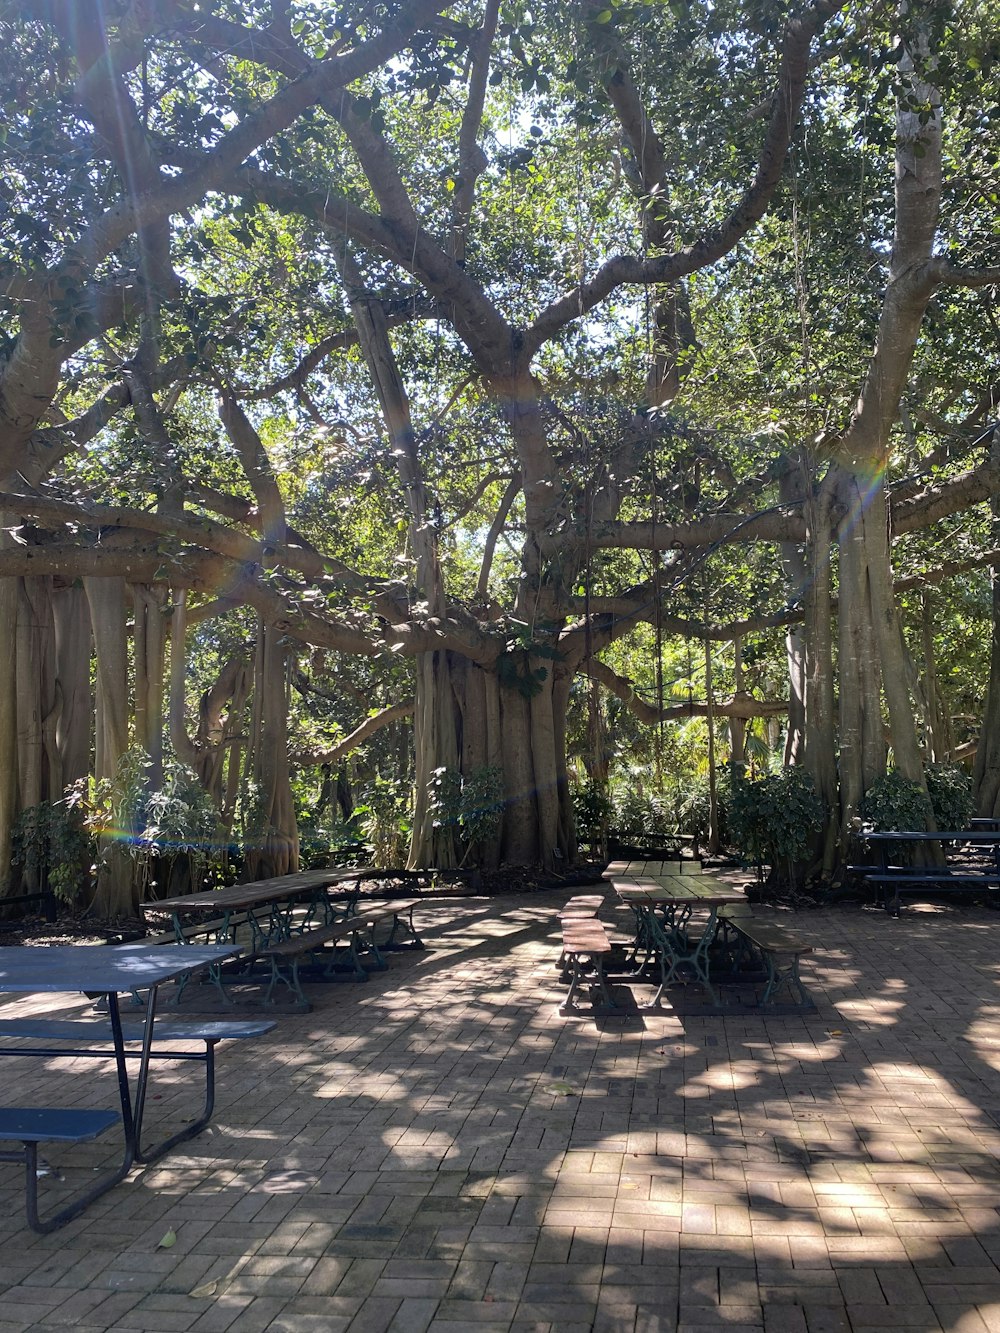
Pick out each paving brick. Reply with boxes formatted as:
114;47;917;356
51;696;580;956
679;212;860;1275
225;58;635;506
7;896;1000;1333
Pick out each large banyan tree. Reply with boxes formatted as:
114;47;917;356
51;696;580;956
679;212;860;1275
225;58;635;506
1;0;999;913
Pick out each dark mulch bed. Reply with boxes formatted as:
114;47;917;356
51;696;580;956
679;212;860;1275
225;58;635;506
0;915;141;948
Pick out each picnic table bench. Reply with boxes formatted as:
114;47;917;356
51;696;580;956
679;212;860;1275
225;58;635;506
559;918;616;1012
716;905;813;1005
259;898;424;1009
850;830;1000;914
141;872;425;1007
0;1015;274;1161
608;868;746;1007
604;864;814;1009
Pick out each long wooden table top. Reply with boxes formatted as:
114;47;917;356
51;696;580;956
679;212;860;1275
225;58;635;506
608;855;745;908
613;880;746;908
604;859;704;879
143;868;367;914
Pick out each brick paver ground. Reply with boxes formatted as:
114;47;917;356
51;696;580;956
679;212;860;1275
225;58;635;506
2;890;1000;1332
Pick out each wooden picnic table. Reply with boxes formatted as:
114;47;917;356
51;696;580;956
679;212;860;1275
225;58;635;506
146;868;365;918
606;866;745;1006
141;869;427;1008
605;859;702;878
140;870;370;1000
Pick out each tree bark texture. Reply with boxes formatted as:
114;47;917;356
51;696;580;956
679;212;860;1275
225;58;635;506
242;617;298;880
85;576;135;916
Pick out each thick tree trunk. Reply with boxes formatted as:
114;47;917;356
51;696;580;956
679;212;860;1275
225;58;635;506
529;666;562;870
553;670;574;859
730;636;747;771
856;474;931;804
974;569;1000;816
974;435;1000;814
408;648;460;870
779;463;808;766
704;637;720;855
15;578;57;824
798;484;839;870
920;592;949;760
242;618;298;880
85;576;135;917
133;583;166;782
452;655;503;868
499;683;537;865
0;559;18;893
52;581;92;792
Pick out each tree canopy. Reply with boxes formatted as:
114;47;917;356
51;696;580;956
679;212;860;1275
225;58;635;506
1;0;999;912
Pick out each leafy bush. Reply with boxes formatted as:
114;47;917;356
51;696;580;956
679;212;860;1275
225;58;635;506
677;769;733;848
10;799;90;903
572;779;612;854
729;767;825;883
924;763;973;831
296;814;335;869
860;770;929;832
677;781;711;845
429;765;505;865
861;764;972;835
355;775;411;869
610;788;676;843
83;747;227;895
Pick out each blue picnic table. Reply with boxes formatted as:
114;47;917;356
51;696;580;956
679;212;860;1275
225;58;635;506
0;943;273;1231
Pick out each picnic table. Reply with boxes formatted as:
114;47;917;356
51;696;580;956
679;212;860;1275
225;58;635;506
605;863;746;1006
603;862;813;1007
142;870;426;1009
143;869;363;949
856;830;1000;914
0;943;273;1232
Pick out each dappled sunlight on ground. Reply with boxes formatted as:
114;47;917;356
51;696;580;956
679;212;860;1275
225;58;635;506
3;893;1000;1328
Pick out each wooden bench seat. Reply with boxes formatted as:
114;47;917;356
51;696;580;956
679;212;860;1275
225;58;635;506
259;920;370;1008
559;920;615;1012
355;898;424;949
558;894;606;918
722;917;813;1006
0;1107;122;1234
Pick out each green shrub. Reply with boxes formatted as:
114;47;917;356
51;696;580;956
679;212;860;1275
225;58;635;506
610;788;676;843
677;781;711;845
86;747;227;895
677;769;732;848
572;779;612;852
10;799;90;904
428;765;504;865
354;775;411;869
860;770;928;832
729;767;825;883
924;763;973;831
861;764;972;835
296;814;335;869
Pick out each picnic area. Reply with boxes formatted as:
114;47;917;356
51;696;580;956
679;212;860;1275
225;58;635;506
3;0;1000;1328
4;887;1000;1331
